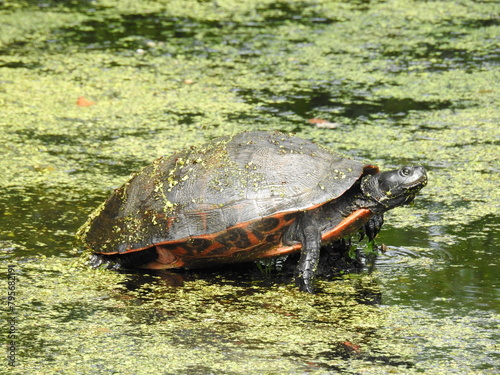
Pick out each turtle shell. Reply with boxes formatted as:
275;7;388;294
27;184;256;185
78;131;378;266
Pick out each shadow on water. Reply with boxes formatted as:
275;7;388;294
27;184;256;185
234;87;454;123
378;18;500;73
10;0;97;10
81;266;412;373
45;3;338;54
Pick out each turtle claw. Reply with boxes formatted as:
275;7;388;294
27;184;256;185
296;274;315;294
364;214;384;241
88;254;121;270
88;254;105;268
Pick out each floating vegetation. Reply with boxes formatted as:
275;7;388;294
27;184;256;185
0;0;498;373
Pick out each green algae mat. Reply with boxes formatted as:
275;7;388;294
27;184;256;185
1;0;499;374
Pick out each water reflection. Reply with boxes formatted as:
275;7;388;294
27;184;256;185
375;214;500;312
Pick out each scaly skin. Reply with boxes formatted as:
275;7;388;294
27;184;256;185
286;166;427;292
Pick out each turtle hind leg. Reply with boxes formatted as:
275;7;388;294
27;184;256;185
88;253;123;270
140;245;185;269
88;247;158;270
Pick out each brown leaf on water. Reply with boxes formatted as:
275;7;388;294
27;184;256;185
77;96;96;107
307;118;343;129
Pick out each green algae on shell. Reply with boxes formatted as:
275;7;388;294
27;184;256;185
76;131;369;256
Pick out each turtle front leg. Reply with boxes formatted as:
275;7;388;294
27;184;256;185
294;218;322;293
364;213;384;241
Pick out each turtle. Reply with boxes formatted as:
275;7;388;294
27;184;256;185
77;130;427;293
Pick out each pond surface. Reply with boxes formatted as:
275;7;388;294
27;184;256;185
1;0;499;374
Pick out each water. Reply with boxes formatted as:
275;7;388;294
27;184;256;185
1;1;499;373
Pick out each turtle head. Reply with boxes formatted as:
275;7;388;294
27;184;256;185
361;166;427;209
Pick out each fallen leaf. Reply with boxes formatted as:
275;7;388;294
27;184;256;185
77;96;96;107
308;118;343;129
342;341;361;354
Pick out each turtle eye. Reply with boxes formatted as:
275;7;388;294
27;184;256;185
400;167;412;177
